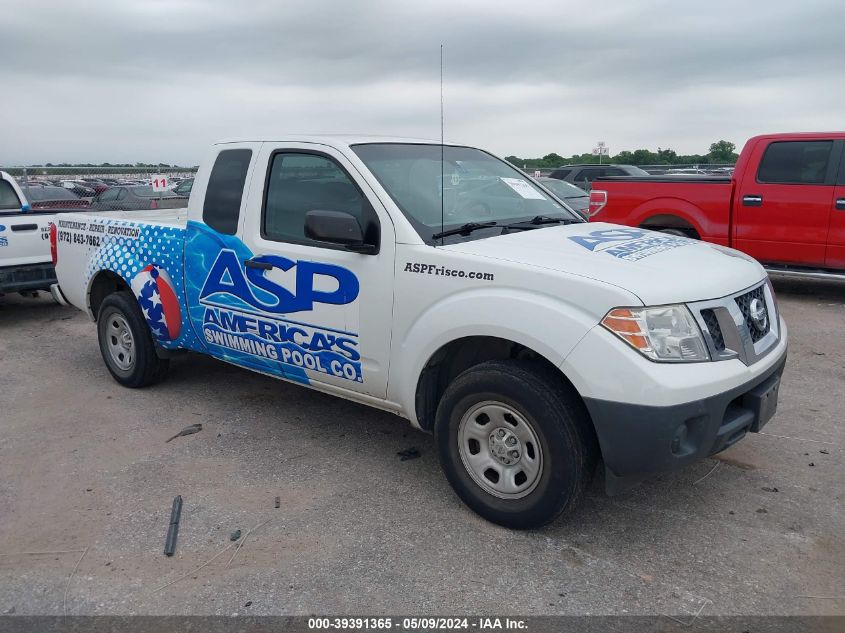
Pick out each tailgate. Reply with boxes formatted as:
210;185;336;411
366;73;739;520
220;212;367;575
0;212;55;267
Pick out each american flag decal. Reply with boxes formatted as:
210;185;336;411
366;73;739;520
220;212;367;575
130;265;182;341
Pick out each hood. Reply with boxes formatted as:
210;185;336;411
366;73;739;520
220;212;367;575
443;222;766;305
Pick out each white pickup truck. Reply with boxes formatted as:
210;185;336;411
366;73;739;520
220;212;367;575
53;137;788;528
0;171;57;295
0;171;93;296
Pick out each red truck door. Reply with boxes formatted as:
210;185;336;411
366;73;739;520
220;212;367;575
826;146;845;269
734;139;837;267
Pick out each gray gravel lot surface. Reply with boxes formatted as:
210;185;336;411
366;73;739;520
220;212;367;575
0;278;842;616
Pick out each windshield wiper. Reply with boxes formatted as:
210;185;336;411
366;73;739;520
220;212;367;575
501;216;576;232
432;221;498;240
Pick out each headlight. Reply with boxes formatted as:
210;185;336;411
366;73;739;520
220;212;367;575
601;305;710;362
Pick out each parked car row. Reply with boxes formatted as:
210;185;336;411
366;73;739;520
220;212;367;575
1;172;193;295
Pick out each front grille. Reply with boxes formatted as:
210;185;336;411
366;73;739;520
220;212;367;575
700;309;725;350
735;285;770;343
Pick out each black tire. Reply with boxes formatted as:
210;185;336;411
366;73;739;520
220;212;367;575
97;290;169;388
434;360;597;529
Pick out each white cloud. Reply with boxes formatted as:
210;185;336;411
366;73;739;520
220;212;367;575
1;0;842;164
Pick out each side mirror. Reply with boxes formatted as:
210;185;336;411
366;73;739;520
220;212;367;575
304;210;378;254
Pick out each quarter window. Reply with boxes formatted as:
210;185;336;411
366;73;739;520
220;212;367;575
757;141;832;185
263;152;377;247
0;180;21;210
204;149;252;234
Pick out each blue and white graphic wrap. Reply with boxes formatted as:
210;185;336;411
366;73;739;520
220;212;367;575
185;222;362;385
569;228;692;261
82;219;199;349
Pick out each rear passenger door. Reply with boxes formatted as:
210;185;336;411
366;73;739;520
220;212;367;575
734;139;839;267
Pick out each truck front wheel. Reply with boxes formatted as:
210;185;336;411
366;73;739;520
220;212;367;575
97;291;169;388
434;360;597;529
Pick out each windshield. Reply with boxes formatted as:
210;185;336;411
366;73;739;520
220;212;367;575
539;179;588;199
352;143;582;243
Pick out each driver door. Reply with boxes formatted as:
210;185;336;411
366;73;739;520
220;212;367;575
235;143;396;398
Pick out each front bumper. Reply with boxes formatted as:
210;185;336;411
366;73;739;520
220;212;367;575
0;263;56;294
583;342;787;495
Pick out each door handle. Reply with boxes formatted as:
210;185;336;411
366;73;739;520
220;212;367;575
244;258;273;270
836;198;845;211
11;223;38;231
742;195;763;207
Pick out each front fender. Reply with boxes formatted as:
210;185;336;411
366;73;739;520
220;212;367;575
388;286;607;427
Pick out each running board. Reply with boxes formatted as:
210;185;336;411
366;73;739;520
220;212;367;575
765;267;845;282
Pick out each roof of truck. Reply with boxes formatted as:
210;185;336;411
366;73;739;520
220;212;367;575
213;134;466;147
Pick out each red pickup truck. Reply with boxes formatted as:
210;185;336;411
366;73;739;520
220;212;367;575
588;132;845;275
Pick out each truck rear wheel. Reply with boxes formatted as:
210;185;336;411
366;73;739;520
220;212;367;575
97;291;169;388
434;360;597;529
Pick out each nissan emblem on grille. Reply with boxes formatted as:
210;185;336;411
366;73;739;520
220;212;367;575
749;297;768;332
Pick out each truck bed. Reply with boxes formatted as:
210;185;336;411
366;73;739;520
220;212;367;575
589;176;735;246
66;207;189;229
53;208;191;337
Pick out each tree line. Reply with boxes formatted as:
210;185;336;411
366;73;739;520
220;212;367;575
505;140;738;168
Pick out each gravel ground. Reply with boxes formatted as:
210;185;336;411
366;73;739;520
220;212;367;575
0;277;842;617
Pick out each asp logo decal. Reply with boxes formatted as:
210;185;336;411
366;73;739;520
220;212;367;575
569;228;691;262
197;248;363;383
200;249;359;314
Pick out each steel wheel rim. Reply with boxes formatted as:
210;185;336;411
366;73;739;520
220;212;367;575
457;400;544;499
106;314;135;372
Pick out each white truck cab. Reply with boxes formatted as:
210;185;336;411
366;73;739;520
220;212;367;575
53;137;788;528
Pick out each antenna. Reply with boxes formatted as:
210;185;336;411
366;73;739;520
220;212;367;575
440;43;445;246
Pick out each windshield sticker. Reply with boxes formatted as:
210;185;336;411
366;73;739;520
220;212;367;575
500;177;547;200
450;172;461;186
568;228;692;261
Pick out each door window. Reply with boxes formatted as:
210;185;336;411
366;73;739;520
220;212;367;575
757;141;833;185
575;167;603;183
262;152;378;247
99;188;119;202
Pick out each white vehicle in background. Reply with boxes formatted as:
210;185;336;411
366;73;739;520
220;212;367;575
0;171;89;296
52;137;788;528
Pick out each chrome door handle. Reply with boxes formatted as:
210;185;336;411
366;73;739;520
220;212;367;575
743;195;763;207
836;198;845;211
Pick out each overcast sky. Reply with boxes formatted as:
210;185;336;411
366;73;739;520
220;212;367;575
1;0;842;165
